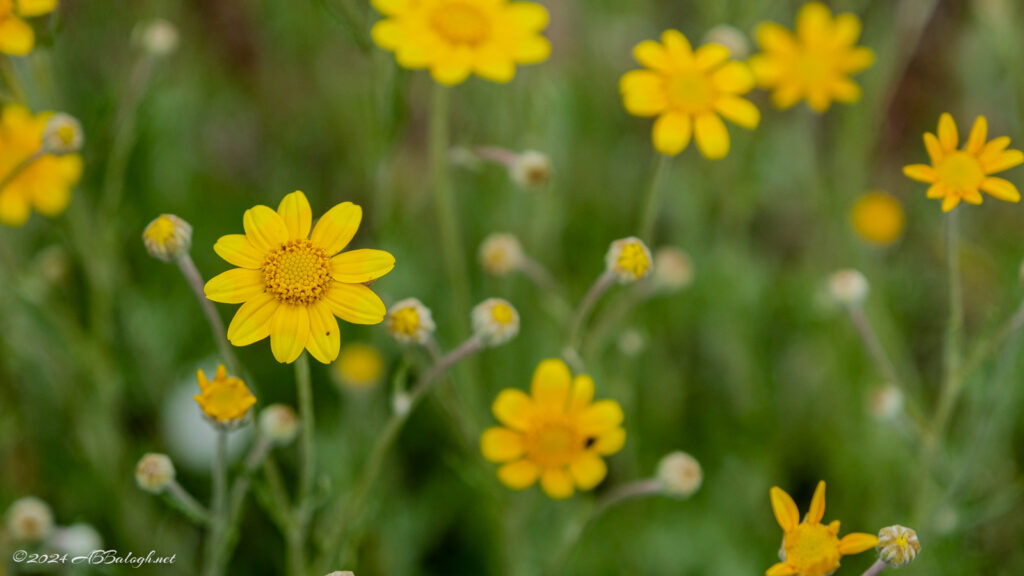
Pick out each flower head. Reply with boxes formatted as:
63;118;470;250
0;105;83;226
904;114;1022;212
828;269;869;306
621;30;759;159
370;0;551;86
479;232;525;276
259;404;299;446
472;298;520;346
135;453;176;494
606;237;653;283
482;359;625;499
135;18;179;56
0;0;58;56
41;113;84;156
877;525;920;568
850;192;904;247
143;214;193;261
4;496;53;543
510;150;551;189
767;481;879;576
204;191;394;364
750;2;874;112
387;297;436;345
335;343;385;389
656;451;703;498
194;365;256;426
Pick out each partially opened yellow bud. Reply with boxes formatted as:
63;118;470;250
479;233;525;276
194;365;257;426
472;298;520;346
387;298;436;345
606;237;653;283
41;113;85;156
143;214;192;262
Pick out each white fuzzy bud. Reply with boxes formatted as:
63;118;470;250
828;269;869;306
135;453;176;494
5;497;54;543
656;452;703;498
259;404;299;446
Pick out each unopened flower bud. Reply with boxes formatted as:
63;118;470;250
652;247;694;292
606;237;653;283
387;298;436;345
136;19;179;56
259;404;299;446
143;214;192;262
135;453;176;493
869;385;904;422
828;269;869;306
656;451;703;498
41;113;84;156
479;233;525;277
702;25;750;59
877;525;920;568
5;497;54;543
510;150;551;189
617;329;646;357
472;298;520;346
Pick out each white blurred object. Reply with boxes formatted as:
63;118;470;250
49;523;103;557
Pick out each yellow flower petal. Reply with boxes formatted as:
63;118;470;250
0;190;31;226
569;453;607;490
962;188;983;205
497;460;539;490
983;150;1024;174
806;87;832;113
796;2;833;45
769;486;799;533
214;234;265;269
938;113;959;152
623;84;668;118
305;301;341;364
323;282;387;325
270;304;311;364
204;268;266;304
694;43;729;71
633;40;670;71
831;78;862;103
371;20;403;50
926;184;944;199
568;375;594;414
903;164;936;183
942;194;961;212
714;96;760;129
924;133;944;165
329;249;396;283
807;480;826;524
16;0;58;17
619;69;661;94
277;191;312;240
511;36;550;64
481;427;525;462
310;202;362;256
505;2;548;32
431;58;472;86
980;177;1021;202
837;533;880;555
652;112;692;156
227;292;280;346
370;0;407;16
766;563;796;576
661;29;693;61
577;400;624;435
540;467;574;499
694;113;730;160
755;22;798;55
828;520;840;534
979;136;1011;165
832;13;862;47
772;84;803;109
493;389;534;431
711;61;755;94
244;205;288;253
965;116;988;155
530;358;572;411
0;16;34;56
593;427;625;455
843;47;874;74
474;53;516;83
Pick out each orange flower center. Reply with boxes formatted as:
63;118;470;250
936;152;984;192
525;417;584;467
431;3;490;45
783;523;841;576
667;69;715;112
263;239;331;305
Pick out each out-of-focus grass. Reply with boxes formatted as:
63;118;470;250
2;0;1024;574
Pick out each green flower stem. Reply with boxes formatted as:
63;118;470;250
861;559;888;576
0;56;26;104
955;297;1024;383
565;271;616;370
100;52;158;216
932;211;965;439
202;430;230;576
212;435;273;573
289;353;314;576
176;253;242;377
639;154;670;242
520;256;572;322
165;479;212;526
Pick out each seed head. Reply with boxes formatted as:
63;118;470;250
828;269;869;306
510;150;551;189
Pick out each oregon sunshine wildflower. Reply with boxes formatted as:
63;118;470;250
482;359;625;499
0;0;59;55
903;114;1023;212
621;29;759;159
370;0;551;85
850;192;905;247
386;297;436;345
194;364;257;426
749;2;874;112
204;190;394;364
0;105;83;226
143;214;193;261
767;481;879;576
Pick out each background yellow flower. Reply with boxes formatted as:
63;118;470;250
0;0;58;55
850;192;905;247
194;365;256;424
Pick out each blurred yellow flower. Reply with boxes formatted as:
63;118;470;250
621;30;759;159
850;192;904;247
606;236;652;282
767;481;879;576
387;298;436;345
204;191;395;364
0;105;83;226
335;343;385;389
904;114;1023;212
481;359;625;499
194;365;257;424
143;214;193;261
0;0;57;56
749;2;874;113
370;0;551;86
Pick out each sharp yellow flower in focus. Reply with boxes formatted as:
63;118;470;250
194;365;257;425
0;0;58;56
766;481;879;576
204;191;395;364
0;105;83;227
334;343;385;389
850;192;904;247
749;2;874;113
370;0;551;86
904;114;1023;212
621;30;759;159
481;359;626;499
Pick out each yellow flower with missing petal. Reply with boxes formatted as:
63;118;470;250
370;0;551;86
904;114;1022;212
204;191;395;364
766;481;879;576
194;365;257;425
621;30;759;159
481;359;625;499
0;105;83;227
749;2;874;113
0;0;57;56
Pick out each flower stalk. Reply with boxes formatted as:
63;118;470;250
202;430;230;576
176;253;242;377
565;271;616;369
861;559;888;576
289;353;315;575
639;154;670;242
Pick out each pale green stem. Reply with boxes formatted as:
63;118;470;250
639;155;670;242
290;353;314;576
202;430;229;576
0;56;26;104
176;253;242;377
565;271;616;370
932;211;964;439
861;559;888;576
214;435;273;572
165;480;212;526
100;53;157;216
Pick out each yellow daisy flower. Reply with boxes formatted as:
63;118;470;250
0;105;83;227
749;2;874;113
621;30;759;159
204;191;395;364
850;192;904;247
481;359;626;499
370;0;551;86
767;481;879;576
194;365;257;425
0;0;57;56
904;114;1023;212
